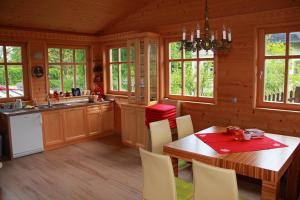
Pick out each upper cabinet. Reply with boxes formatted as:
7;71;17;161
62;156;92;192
127;34;159;105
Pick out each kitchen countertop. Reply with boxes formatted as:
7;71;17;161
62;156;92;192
0;100;112;117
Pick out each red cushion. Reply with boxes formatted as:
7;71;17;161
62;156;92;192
146;114;177;120
145;104;177;128
146;104;176;112
146;111;176;116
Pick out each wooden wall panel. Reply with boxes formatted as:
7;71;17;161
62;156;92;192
0;28;97;103
176;7;300;137
27;41;47;103
98;6;300;138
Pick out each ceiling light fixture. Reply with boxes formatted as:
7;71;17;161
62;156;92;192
180;0;232;53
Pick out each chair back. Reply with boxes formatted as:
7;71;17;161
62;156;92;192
140;148;176;200
295;86;300;103
149;120;172;154
192;160;239;200
176;115;194;139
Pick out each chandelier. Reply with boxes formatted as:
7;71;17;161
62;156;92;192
180;0;232;53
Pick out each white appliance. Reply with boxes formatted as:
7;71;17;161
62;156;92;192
10;113;44;158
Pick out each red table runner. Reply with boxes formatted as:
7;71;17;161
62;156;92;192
194;132;288;154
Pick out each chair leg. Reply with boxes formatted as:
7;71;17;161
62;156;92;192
171;157;178;177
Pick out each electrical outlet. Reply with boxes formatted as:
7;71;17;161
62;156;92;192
232;97;238;104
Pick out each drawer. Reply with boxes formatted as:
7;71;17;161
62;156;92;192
101;103;113;112
87;106;101;114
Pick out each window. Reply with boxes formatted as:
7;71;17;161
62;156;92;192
0;44;27;100
166;41;216;102
109;47;130;93
47;47;87;93
257;26;300;110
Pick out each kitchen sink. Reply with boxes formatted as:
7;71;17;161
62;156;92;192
38;103;72;110
52;103;72;108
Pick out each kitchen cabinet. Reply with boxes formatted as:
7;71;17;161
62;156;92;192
135;108;148;147
119;34;159;149
127;34;159;105
42;110;64;149
87;105;102;136
121;106;137;145
101;103;114;135
64;107;87;142
42;102;114;151
121;103;148;149
1;102;115;159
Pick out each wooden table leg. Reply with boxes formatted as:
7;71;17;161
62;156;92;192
285;150;300;200
171;157;178;177
261;180;280;200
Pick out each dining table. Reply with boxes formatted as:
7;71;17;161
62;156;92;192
163;126;300;200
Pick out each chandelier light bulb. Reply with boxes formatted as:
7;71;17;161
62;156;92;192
182;27;187;40
196;24;201;38
211;31;215;40
222;25;227;40
227;28;232;42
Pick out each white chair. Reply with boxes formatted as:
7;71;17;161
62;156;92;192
176;115;194;168
192;159;246;200
140;148;193;200
149;119;188;169
149;119;172;154
0;162;2;168
176;115;194;139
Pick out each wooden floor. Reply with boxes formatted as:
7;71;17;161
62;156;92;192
0;135;264;200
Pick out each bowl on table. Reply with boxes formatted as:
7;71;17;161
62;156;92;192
226;126;240;135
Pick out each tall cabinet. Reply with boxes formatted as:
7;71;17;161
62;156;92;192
121;33;159;149
127;35;159;105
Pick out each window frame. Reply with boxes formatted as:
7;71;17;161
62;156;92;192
0;42;29;102
165;38;217;103
256;25;300;111
107;45;129;95
46;45;89;94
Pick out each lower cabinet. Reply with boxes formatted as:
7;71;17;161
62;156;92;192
42;103;114;150
101;103;114;135
121;103;148;149
64;107;87;141
42;110;64;148
87;106;102;136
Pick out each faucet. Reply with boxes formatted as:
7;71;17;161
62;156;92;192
45;94;52;108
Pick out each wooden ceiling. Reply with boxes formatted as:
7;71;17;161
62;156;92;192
0;0;149;34
102;0;300;34
0;0;299;35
